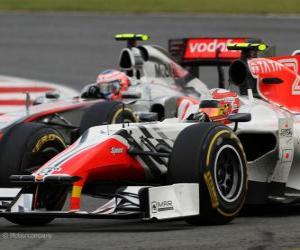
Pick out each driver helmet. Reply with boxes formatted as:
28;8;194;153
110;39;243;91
96;69;130;99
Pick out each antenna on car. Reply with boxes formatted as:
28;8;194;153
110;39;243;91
122;102;125;128
216;48;225;89
115;33;150;48
25;92;30;115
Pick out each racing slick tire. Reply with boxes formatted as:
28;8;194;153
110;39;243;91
0;122;67;187
79;101;137;135
0;122;68;225
167;123;247;225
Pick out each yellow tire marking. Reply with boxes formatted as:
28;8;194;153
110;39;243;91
206;130;230;166
204;171;219;208
33;134;66;153
111;107;137;123
216;194;246;217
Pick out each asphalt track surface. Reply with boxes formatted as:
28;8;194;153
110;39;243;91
0;12;300;250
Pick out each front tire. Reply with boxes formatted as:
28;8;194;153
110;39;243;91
0;123;67;187
168;123;247;225
5;184;67;226
0;123;68;226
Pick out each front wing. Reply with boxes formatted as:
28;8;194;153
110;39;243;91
0;184;199;222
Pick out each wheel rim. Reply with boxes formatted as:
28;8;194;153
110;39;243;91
213;145;244;203
114;110;136;123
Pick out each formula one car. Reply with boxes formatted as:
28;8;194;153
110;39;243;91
1;41;300;227
82;33;209;120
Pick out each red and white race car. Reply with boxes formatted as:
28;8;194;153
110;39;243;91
1;41;300;227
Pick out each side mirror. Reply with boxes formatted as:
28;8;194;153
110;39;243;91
121;91;141;99
228;113;251;123
228;113;251;131
138;112;158;122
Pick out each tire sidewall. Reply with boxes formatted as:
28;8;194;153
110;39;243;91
20;128;66;173
200;126;247;217
0;123;66;186
110;105;137;123
79;101;137;135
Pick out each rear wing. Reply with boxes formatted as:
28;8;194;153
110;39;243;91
168;37;275;88
168;37;251;66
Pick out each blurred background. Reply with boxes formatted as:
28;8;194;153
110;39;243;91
0;1;299;89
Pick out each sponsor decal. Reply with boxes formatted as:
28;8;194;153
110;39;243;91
33;134;65;153
184;38;246;59
111;147;123;154
204;171;219;208
282;149;293;162
292;76;300;95
249;59;283;76
279;128;292;137
151;200;174;213
278;58;298;74
37;164;61;176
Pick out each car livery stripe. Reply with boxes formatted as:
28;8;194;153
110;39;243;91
138;125;154;138
116;129;162;178
151;126;169;140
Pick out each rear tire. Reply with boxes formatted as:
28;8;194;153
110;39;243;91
79;101;137;135
168;123;247;225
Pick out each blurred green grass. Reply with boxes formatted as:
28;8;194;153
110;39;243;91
0;0;299;14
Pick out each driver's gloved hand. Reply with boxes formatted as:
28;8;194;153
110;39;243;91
81;84;101;98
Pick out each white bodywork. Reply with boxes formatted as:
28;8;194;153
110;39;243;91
115;44;209;118
35;91;300;203
148;184;199;220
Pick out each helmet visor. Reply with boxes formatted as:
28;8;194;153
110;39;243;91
100;80;121;95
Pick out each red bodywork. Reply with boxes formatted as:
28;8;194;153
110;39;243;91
249;55;300;112
35;135;146;210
